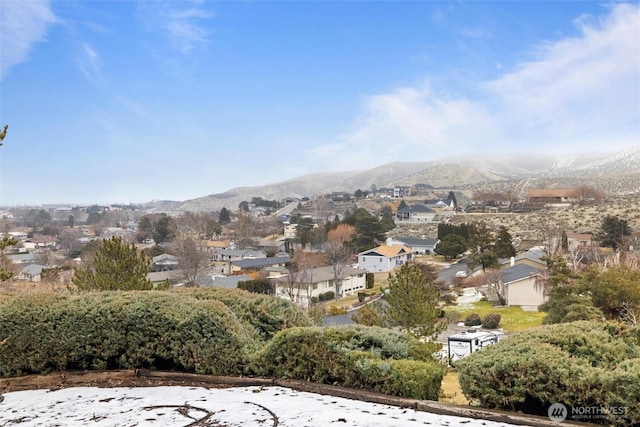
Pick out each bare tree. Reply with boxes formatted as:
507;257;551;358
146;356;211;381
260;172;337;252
281;264;301;303
230;212;258;249
532;213;567;255
619;301;638;326
324;224;355;301
174;237;211;286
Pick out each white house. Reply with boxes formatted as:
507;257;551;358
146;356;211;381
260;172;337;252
357;245;413;273
395;205;437;224
386;237;440;255
274;265;368;306
498;264;546;310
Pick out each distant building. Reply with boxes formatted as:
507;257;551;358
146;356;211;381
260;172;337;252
386;236;440;255
395;204;437;224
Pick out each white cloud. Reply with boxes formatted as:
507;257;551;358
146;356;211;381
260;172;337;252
78;43;102;81
0;0;57;80
139;0;214;55
486;3;640;141
307;3;640;169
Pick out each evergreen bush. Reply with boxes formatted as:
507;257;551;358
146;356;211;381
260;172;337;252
482;313;501;329
464;313;482;326
253;325;444;400
0;290;306;377
456;321;640;425
183;287;311;340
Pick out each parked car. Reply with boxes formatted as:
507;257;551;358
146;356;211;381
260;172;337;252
455;270;468;278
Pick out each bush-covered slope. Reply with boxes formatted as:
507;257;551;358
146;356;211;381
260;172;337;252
253;325;444;400
456;321;640;425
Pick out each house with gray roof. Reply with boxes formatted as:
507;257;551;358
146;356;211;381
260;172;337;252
395;204;437;224
224;256;291;275
498;264;546;310
198;274;252;289
17;264;48;282
274;265;367;306
499;248;547;270
211;249;267;262
386;236;440;254
152;253;179;271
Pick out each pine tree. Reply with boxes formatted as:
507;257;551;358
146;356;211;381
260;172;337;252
494;226;516;258
72;237;154;291
0;236;18;281
382;262;445;339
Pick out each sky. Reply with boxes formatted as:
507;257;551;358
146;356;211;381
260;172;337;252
0;0;638;206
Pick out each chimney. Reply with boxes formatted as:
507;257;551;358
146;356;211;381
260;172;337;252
510;257;515;267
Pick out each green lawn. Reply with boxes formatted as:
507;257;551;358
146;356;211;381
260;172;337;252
447;300;546;332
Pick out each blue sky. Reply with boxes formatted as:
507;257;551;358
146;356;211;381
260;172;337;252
1;1;638;206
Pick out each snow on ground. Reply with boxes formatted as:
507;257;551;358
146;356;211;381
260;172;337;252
0;385;532;426
456;286;485;308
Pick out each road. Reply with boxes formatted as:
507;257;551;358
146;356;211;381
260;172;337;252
437;258;471;284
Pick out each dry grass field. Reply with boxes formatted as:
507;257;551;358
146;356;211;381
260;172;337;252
389;195;640;248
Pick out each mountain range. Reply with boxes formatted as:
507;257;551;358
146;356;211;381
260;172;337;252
144;147;640;213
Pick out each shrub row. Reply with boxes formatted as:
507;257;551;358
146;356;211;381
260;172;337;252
253;325;444;400
456;321;640;425
463;313;501;329
0;290;445;401
0;292;255;376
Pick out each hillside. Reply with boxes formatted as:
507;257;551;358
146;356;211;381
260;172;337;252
142;147;639;213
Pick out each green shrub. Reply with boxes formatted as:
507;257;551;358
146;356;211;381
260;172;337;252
366;273;375;289
0;290;301;377
182;287;311;340
464;313;481;326
318;291;335;302
482;313;501;329
456;321;640;425
253;325;444;400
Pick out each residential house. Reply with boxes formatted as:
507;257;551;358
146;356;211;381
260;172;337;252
224;255;291;277
386;236;440;255
527;189;578;207
147;269;182;286
358;245;413;273
255;237;288;254
8;252;39;265
7;231;27;241
274;265;368;306
152;253;179;271
499;248;547;270
198;274;252;289
395;204;437;224
549;232;593;254
498;264;546;310
393;186;411;198
17;264;48;282
22;235;57;250
283;224;297;239
425;199;455;211
211;249;267;262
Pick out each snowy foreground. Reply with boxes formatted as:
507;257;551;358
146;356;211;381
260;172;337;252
0;385;532;426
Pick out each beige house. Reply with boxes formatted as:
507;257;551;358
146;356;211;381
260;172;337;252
274;265;368;306
565;232;593;253
498;264;546;310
